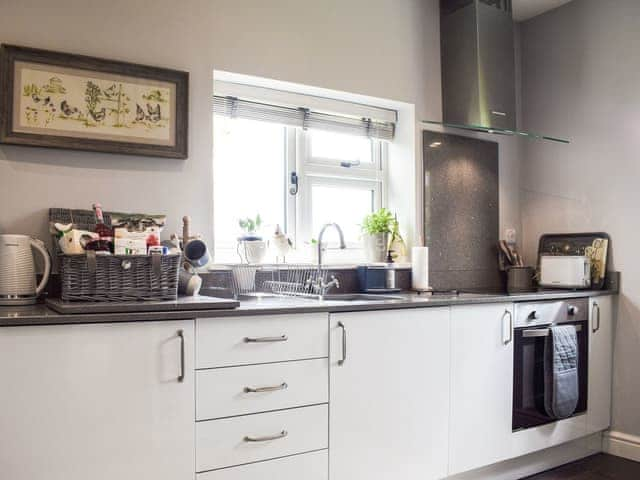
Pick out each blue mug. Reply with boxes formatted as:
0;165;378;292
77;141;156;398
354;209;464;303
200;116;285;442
184;239;210;268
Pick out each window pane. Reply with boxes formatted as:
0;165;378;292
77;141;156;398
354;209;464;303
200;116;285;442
311;184;374;245
309;130;373;164
213;116;286;260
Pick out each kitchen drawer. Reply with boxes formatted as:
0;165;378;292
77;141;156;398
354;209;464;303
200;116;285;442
196;404;328;472
196;313;328;369
197;358;328;420
196;449;328;480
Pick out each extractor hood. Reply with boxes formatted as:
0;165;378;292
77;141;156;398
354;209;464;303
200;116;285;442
423;0;569;144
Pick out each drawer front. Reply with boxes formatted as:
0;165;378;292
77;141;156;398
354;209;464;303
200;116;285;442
196;449;328;480
196;404;328;472
196;313;328;368
197;359;328;420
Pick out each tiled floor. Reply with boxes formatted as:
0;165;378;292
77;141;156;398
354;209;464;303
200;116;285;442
524;454;640;480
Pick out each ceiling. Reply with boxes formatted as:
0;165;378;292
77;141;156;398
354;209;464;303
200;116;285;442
512;0;574;22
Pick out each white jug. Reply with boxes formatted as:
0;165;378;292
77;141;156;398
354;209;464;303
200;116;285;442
0;234;51;305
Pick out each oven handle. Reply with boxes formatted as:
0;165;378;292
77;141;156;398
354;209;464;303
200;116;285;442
502;310;513;344
522;325;583;337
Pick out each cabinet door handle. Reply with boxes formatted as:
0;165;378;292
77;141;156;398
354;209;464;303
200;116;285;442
244;430;288;442
177;329;185;383
491;110;507;117
338;321;347;365
244;335;288;343
592;302;601;333
244;382;288;393
502;310;513;344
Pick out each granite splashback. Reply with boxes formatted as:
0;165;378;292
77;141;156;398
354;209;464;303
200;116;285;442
423;131;502;292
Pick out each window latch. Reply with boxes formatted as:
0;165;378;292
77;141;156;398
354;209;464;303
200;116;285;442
289;171;299;195
340;160;361;168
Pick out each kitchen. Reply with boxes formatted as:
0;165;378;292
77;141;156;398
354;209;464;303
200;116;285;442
0;0;637;479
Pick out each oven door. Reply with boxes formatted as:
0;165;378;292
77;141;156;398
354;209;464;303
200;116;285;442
512;321;588;431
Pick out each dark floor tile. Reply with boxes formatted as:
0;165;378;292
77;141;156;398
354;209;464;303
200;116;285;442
524;454;640;480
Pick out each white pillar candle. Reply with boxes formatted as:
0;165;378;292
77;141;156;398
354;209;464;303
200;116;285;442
411;246;430;291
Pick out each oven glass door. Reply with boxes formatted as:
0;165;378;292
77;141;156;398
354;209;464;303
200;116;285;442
512;321;588;431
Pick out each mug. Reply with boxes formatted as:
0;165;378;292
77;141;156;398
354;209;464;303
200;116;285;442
58;229;100;255
184;239;211;268
178;263;202;296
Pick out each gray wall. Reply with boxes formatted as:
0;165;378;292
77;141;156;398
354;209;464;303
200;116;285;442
0;0;524;256
520;0;640;436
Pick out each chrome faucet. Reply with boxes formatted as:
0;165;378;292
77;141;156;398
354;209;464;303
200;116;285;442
315;223;346;297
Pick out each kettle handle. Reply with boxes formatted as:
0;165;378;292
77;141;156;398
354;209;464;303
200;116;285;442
30;238;51;295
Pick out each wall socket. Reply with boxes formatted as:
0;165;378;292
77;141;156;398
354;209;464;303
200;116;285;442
504;228;517;245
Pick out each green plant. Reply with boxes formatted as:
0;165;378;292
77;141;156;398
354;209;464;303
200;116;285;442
238;214;262;235
361;208;395;235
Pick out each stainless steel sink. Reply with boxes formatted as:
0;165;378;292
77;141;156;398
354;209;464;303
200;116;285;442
321;293;405;301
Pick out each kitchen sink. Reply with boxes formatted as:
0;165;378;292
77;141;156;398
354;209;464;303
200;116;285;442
321;293;405;301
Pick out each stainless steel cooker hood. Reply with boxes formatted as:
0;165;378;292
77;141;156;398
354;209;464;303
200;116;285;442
423;0;569;144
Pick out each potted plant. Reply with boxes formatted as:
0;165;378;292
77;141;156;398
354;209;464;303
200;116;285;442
361;208;394;263
237;214;267;264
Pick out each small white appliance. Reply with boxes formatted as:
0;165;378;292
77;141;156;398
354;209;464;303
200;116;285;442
0;234;51;305
539;255;591;289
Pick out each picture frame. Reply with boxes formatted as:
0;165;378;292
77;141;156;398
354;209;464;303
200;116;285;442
0;44;188;159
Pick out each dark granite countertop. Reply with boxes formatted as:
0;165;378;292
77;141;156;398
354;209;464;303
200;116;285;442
0;288;618;327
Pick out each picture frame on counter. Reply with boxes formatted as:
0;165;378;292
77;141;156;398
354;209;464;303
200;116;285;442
0;44;188;158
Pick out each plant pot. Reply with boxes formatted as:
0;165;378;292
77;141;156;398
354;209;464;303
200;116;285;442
362;233;390;263
237;238;267;264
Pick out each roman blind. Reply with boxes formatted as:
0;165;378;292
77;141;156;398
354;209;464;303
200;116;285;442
213;95;396;141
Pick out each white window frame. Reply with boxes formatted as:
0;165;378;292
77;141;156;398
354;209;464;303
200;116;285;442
295;129;386;251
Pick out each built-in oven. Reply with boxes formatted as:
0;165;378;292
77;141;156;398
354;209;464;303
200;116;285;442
512;299;589;431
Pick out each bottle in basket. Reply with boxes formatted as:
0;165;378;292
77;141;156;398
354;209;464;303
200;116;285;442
86;203;114;253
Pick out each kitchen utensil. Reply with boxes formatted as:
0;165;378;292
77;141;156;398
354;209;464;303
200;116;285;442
507;266;535;293
0;234;51;305
499;240;514;265
178;263;202;296
184;238;211;268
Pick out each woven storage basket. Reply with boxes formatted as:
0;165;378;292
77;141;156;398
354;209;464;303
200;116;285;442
59;253;180;302
51;208;180;302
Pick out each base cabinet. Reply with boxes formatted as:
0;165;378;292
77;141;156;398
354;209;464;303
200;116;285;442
329;307;450;480
587;295;614;433
0;320;195;480
449;303;515;475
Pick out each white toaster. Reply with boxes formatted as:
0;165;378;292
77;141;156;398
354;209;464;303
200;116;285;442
539;255;592;289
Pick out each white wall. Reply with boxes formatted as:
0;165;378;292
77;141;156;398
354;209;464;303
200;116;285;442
520;0;640;436
0;0;524;256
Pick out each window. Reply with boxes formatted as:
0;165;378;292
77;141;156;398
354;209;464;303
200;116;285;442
212;88;394;263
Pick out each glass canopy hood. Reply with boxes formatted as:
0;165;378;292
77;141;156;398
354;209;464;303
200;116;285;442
421;120;570;144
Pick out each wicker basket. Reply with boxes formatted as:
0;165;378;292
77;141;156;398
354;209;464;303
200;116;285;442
59;252;181;302
50;208;179;302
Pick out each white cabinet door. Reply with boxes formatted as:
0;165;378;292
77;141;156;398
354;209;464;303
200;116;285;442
449;303;514;475
0;320;195;480
587;295;614;433
329;307;450;480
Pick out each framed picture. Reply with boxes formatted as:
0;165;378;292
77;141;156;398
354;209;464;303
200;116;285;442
0;44;188;158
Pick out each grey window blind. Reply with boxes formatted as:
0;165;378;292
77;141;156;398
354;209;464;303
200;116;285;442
213;95;395;141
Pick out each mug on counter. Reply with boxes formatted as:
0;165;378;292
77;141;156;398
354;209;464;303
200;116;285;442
184;239;211;268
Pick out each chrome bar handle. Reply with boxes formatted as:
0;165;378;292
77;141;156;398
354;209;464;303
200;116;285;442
592;302;601;333
502;310;513;345
177;329;185;383
244;382;288;393
244;335;288;343
337;321;347;365
523;325;583;337
244;430;288;442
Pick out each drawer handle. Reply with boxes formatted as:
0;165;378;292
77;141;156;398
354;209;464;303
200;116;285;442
244;430;288;442
244;382;288;393
244;335;288;343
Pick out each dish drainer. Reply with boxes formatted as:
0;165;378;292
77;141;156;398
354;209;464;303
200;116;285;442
227;264;332;299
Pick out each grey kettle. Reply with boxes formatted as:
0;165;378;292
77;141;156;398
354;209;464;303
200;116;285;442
0;234;51;305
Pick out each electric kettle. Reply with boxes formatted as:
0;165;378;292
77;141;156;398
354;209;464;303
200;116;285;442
0;234;51;305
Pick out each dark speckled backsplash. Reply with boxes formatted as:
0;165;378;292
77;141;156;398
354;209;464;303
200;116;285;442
423;131;502;292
